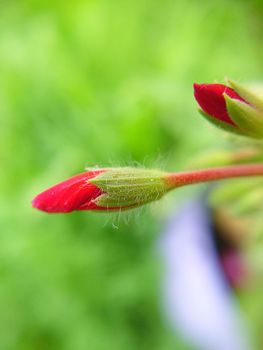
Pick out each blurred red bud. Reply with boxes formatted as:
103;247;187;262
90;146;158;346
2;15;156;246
193;83;245;125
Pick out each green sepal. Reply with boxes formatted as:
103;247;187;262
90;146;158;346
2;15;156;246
90;167;170;208
224;95;263;139
197;108;244;136
227;79;263;113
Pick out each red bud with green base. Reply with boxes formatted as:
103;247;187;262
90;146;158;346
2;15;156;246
194;80;263;138
32;165;263;214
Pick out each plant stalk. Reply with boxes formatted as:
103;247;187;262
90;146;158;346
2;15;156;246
167;163;263;188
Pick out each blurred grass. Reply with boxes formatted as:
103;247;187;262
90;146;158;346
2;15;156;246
0;0;263;349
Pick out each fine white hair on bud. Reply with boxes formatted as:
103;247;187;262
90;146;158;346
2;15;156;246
90;167;170;209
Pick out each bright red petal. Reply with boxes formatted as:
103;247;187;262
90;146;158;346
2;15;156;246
32;170;106;213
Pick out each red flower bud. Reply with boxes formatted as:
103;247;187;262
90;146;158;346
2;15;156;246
32;167;171;213
32;170;107;213
32;164;263;214
193;81;263;138
193;83;245;125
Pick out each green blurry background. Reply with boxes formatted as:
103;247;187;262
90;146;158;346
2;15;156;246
0;0;263;349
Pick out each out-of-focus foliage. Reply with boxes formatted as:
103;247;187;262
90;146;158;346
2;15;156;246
0;0;263;349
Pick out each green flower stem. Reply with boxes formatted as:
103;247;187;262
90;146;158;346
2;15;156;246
166;163;263;188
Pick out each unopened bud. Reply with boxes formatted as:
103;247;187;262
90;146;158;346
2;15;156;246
194;80;263;139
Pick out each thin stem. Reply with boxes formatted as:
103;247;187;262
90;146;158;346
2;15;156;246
167;163;263;188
